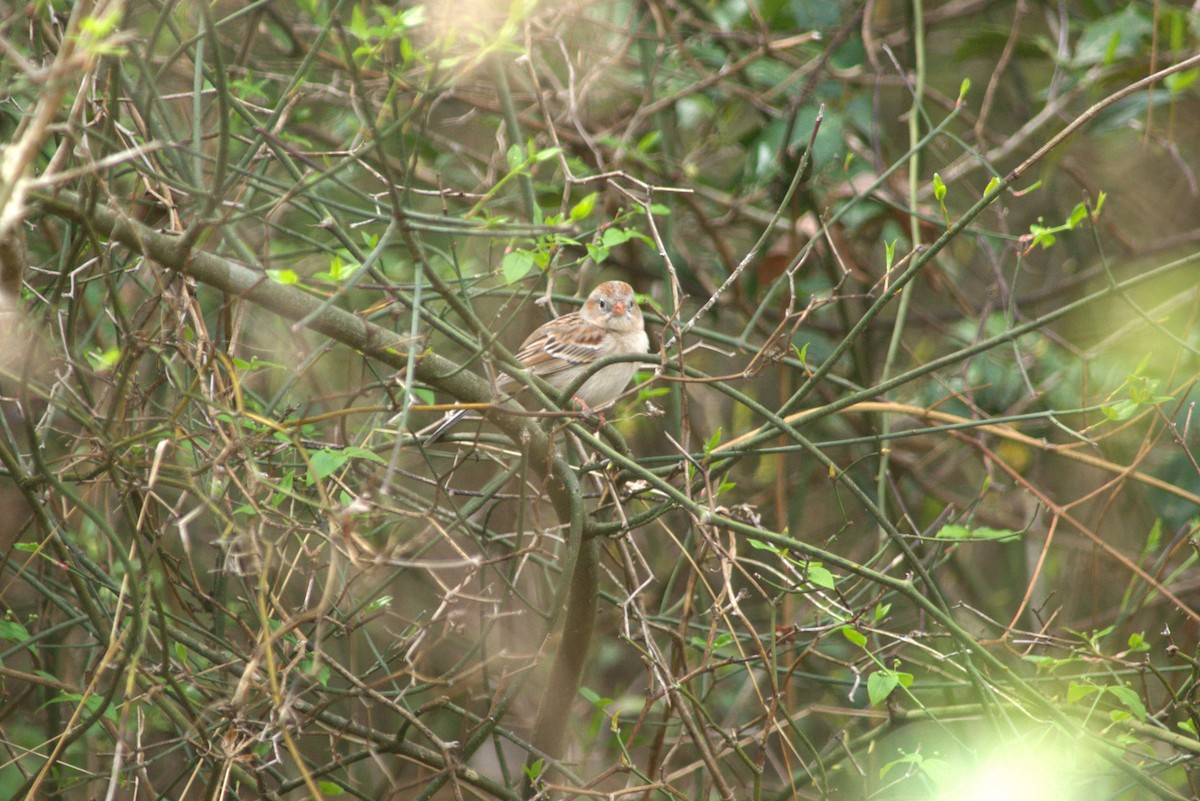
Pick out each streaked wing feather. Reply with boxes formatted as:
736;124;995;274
515;315;609;377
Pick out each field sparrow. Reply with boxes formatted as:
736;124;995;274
428;281;649;440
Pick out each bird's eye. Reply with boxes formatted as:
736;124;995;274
598;299;608;310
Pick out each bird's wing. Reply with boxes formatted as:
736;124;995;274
512;313;611;379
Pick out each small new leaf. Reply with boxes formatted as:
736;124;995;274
704;427;722;457
506;144;524;171
1067;201;1089;229
501;249;535;284
569;192;598;221
309;450;350;483
523;759;544;782
1067;681;1101;704
840;625;867;647
266;268;299;285
932;173;946;203
0;618;31;643
1108;684;1147;720
866;677;895;706
806;563;835;589
1167;68;1199;94
936;524;1019;543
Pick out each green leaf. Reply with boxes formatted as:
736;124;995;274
1108;685;1146;720
879;751;924;780
711;632;735;649
341;446;386;464
985;176;1001;195
0;618;30;643
1142;519;1162;556
601;227;637;247
1073;6;1151;67
524;758;544;782
971;525;1018;542
1066;201;1089;229
874;602;891;622
1102;31;1120;66
636;130;661;152
44;692;119;723
533;146;562;163
932;172;946;202
569;192;598;221
935;524;1019;542
266;268;299;285
1067;681;1100;704
1166;69;1198;94
348;5;369;39
85;347;122;372
316;253;360;283
746;538;783;555
506;144;524;171
868;668;913;705
1101;399;1137;421
867;674;897;705
577;686;606;706
365;595;392;612
704;427;722;456
231;356;284;371
80;9;121;38
309;449;350;482
300;654;332;687
840;625;867;647
317;781;344;796
1027;224;1056;250
958;77;971;102
806;563;835;589
501;249;535;284
398;6;426;27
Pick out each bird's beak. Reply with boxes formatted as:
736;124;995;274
612;300;627;316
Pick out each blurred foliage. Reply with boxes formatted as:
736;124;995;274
2;0;1200;799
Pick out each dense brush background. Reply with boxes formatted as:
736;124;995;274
2;1;1200;799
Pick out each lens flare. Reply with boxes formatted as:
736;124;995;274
942;740;1085;801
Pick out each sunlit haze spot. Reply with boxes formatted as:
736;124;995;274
945;742;1082;801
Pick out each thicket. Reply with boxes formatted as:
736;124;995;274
2;1;1200;799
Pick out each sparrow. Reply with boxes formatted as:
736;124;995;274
427;281;649;441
